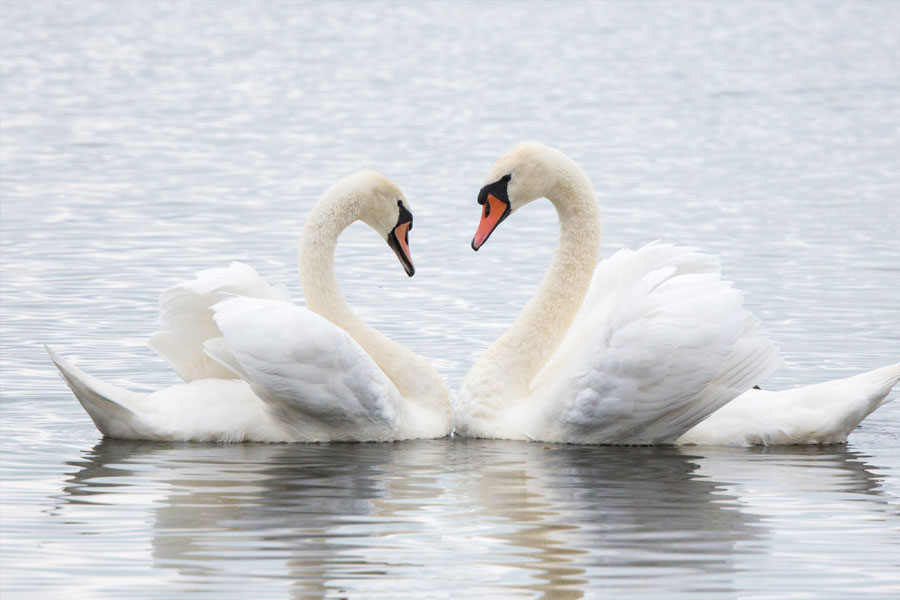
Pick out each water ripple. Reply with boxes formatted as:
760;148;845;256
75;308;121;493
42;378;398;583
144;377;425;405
3;1;900;598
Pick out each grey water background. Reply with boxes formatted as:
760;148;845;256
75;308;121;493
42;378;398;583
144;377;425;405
2;1;899;598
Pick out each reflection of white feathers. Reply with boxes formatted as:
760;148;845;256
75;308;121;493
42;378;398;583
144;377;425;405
49;172;451;442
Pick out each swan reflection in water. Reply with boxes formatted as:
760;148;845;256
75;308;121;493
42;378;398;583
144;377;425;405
58;440;897;599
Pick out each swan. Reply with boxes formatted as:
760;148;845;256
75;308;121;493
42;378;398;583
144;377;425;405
456;142;900;445
48;171;452;442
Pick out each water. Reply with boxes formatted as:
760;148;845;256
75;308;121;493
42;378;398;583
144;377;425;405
2;1;899;598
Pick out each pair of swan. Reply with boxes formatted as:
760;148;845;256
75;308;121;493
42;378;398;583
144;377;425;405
49;143;900;445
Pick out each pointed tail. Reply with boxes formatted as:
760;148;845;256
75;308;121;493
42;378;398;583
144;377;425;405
846;361;900;401
46;346;144;439
814;361;900;441
679;361;900;446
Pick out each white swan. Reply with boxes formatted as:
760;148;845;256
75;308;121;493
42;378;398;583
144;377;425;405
49;171;452;442
456;142;900;445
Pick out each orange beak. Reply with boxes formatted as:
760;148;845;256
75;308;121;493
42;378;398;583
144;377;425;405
388;220;415;276
472;193;510;251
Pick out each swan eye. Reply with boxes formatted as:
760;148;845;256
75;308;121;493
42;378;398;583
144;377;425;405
396;199;413;230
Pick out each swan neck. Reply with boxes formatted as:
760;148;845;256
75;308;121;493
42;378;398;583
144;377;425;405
297;208;448;417
486;167;602;392
298;211;352;327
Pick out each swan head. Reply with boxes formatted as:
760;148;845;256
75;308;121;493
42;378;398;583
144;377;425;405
326;170;416;277
472;142;573;250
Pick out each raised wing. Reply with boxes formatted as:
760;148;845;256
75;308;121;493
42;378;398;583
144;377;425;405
149;262;290;382
535;243;780;444
206;297;404;434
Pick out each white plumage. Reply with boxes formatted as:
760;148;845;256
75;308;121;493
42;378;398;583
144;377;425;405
456;142;898;445
206;297;407;439
539;244;780;444
678;362;900;446
149;261;290;382
49;171;451;442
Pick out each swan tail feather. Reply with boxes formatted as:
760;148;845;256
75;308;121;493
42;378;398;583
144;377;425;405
788;361;900;435
838;361;900;422
46;346;145;439
848;361;900;397
679;361;900;446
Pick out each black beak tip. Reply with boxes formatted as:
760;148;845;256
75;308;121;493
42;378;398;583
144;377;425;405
471;238;480;252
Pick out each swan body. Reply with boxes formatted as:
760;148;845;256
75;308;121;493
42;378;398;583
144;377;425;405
50;171;452;442
457;142;898;445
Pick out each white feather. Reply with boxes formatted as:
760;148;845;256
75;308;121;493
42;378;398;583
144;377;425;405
208;297;406;440
678;362;900;445
47;345;285;442
50;172;451;442
455;143;899;446
537;244;780;444
149;262;289;382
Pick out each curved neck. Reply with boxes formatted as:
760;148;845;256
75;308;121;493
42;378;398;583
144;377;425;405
297;208;445;408
482;166;602;392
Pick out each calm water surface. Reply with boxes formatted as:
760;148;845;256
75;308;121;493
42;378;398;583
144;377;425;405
2;1;899;598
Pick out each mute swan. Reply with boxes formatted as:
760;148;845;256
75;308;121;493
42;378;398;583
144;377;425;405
457;142;900;445
49;171;452;442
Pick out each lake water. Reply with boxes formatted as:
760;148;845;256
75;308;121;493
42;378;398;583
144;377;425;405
2;1;899;598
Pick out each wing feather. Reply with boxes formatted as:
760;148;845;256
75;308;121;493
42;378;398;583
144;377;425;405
209;297;403;431
537;243;780;444
149;262;289;382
